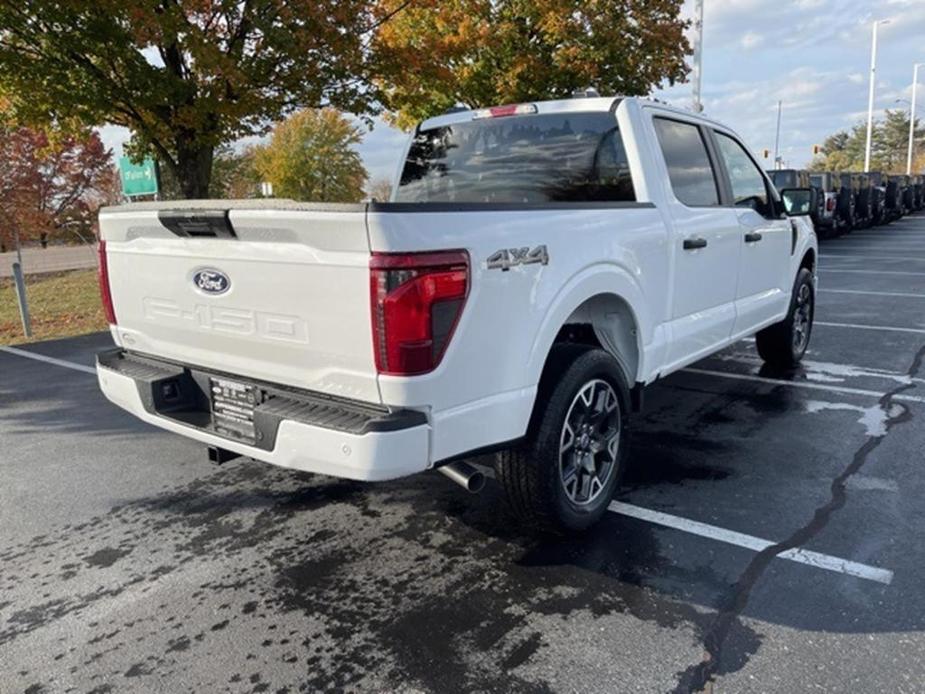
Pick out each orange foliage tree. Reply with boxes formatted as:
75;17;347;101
0;123;116;251
372;0;691;128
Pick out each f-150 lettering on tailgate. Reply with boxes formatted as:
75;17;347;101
142;297;309;344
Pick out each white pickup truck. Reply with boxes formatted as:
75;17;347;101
96;96;818;531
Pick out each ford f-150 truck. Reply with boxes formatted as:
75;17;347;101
96;96;818;531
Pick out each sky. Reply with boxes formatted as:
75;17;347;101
99;0;925;188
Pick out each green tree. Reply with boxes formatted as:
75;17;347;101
0;0;372;198
155;144;258;200
810;113;924;173
253;109;367;203
372;0;691;129
875;109;924;172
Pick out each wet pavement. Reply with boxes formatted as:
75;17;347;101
3;216;925;693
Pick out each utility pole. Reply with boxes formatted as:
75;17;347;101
908;63;923;175
773;101;783;170
864;19;890;172
691;0;705;113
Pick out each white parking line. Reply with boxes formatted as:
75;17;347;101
609;501;893;584
680;367;925;404
5;336;900;586
820;288;925;299
0;345;97;375
816;321;925;335
820;254;925;262
818;269;924;276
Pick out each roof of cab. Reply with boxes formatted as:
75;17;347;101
417;95;737;135
417;95;621;131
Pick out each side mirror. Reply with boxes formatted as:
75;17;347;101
781;188;813;217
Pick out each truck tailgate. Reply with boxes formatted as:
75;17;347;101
99;203;380;403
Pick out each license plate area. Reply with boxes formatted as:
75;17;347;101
210;377;260;444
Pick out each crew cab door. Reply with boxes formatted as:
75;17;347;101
709;130;792;335
649;115;741;368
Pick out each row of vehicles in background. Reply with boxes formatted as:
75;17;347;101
767;169;925;237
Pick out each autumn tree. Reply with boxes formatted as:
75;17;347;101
155;144;258;200
0;0;374;198
372;0;691;128
210;146;259;199
367;178;393;202
0;121;116;251
253;109;367;203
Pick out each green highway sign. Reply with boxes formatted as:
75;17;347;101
118;157;159;197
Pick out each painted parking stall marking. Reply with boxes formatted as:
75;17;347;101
0;345;97;375
820;288;925;299
681;367;925;404
608;502;893;584
0;340;901;588
815;321;925;336
818;269;925;276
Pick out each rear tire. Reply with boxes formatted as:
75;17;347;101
756;268;815;368
495;345;630;533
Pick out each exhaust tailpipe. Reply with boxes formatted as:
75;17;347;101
438;461;486;493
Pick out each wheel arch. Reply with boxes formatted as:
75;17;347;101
800;247;816;274
527;266;649;390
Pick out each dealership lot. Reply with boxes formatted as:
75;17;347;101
3;217;925;693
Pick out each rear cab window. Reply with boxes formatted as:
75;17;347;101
652;117;720;207
395;111;635;203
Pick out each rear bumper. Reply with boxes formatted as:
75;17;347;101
96;349;431;481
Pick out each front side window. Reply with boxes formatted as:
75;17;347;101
715;132;773;217
395;112;635;203
652;117;719;207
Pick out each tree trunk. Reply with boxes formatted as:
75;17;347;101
174;140;214;199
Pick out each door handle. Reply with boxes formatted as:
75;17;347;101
683;237;708;250
744;232;763;243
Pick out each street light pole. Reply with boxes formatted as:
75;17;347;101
907;63;924;175
864;19;890;172
691;0;705;113
773;100;783;169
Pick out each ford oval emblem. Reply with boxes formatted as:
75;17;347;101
193;268;231;295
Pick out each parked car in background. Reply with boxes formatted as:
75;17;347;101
885;174;905;222
808;171;840;237
912;175;925;212
94;95;819;531
868;172;888;225
854;173;875;229
897;175;913;215
837;172;859;232
768;169;826;233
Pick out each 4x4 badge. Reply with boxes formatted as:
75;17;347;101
487;245;549;271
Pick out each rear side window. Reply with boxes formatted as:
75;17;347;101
714;132;774;218
395;112;635;203
653;118;719;207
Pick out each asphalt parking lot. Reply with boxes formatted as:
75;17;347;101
3;216;925;693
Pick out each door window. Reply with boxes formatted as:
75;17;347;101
714;133;775;218
652;117;719;207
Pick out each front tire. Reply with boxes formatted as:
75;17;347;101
495;346;630;532
756;268;815;368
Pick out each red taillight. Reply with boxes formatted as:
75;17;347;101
826;196;836;212
370;251;469;375
98;240;117;325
